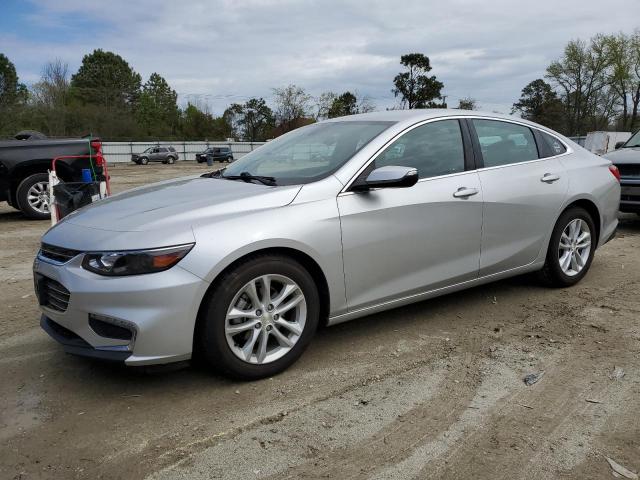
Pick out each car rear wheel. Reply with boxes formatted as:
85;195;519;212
540;207;595;287
16;173;50;220
196;254;319;379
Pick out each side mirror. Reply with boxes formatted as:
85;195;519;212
615;141;625;150
354;166;419;191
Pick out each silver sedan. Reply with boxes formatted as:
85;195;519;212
34;110;620;379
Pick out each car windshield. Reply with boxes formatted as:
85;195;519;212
222;121;393;185
623;131;640;148
143;147;154;153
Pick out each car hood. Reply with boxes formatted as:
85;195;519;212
604;147;640;164
60;176;302;233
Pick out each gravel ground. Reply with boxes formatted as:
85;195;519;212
1;162;639;480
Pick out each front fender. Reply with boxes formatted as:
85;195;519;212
181;199;348;316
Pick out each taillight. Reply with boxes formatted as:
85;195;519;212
91;140;104;166
609;165;621;182
90;140;102;154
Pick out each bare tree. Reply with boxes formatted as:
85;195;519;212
31;59;70;135
546;36;611;135
315;91;337;120
272;84;313;133
457;96;478;110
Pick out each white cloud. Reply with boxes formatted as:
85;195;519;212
4;0;640;114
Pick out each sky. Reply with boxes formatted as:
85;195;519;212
1;0;639;116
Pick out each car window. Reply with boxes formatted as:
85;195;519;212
158;147;167;153
473;120;538;167
213;148;221;154
168;147;176;152
539;131;567;156
375;119;465;179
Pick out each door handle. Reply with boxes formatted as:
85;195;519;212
453;187;479;198
541;173;560;183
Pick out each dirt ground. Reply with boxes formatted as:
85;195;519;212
1;162;639;480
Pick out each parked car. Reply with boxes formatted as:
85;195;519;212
0;131;102;219
604;130;640;213
196;147;234;163
132;146;178;165
35;110;620;379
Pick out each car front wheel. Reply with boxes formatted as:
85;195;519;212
540;207;596;287
196;254;319;379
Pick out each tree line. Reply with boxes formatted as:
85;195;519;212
513;31;640;135
1;30;637;142
0;49;450;141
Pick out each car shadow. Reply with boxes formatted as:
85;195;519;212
48;272;546;393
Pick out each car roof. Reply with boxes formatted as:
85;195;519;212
324;108;545;129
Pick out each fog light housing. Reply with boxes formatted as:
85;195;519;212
88;313;136;342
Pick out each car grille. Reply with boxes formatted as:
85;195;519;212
39;243;81;264
34;274;71;313
617;164;640;178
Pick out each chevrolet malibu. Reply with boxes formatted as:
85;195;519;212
34;110;620;379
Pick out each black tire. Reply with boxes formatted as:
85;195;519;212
196;254;320;380
16;173;50;220
539;207;596;287
167;156;175;165
140;157;149;165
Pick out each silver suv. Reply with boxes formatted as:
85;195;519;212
132;146;178;165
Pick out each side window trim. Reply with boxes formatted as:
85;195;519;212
463;119;484;169
459;119;478;171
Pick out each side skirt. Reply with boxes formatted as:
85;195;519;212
327;261;544;326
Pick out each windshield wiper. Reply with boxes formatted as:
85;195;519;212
222;171;277;186
201;168;225;178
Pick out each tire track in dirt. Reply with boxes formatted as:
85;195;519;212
148;358;453;480
414;325;640;480
264;354;484;480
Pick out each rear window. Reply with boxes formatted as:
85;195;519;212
158;147;167;152
539;132;567;157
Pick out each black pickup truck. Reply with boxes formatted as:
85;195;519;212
0;131;101;219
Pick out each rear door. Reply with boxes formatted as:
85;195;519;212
338;118;483;310
469;119;568;276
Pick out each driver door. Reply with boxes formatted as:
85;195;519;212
337;119;483;311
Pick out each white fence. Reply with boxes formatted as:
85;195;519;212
102;141;267;163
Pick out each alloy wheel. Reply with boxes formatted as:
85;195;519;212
27;181;50;214
558;218;591;276
225;274;306;364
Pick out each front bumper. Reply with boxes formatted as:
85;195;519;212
41;315;132;362
34;253;210;366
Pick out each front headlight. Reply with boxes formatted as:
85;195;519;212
82;244;194;276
